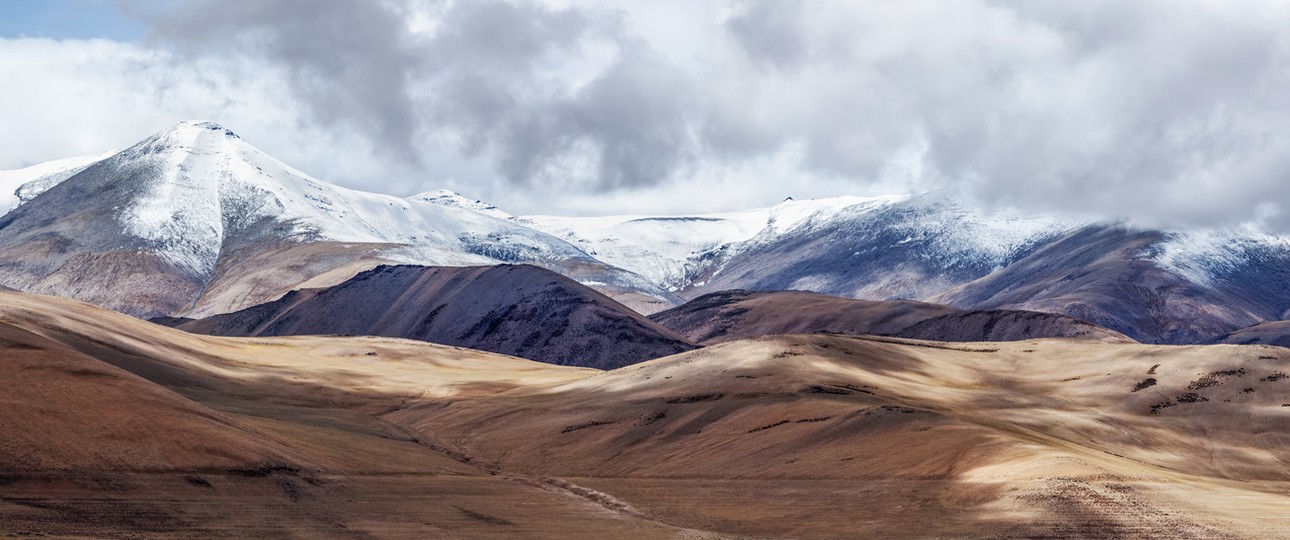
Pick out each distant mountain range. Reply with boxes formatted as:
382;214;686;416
0;122;674;318
6;121;1290;345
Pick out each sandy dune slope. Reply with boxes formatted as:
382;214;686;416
1;289;1289;538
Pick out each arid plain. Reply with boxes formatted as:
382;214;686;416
3;289;1289;538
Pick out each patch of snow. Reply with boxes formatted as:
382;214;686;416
860;194;1084;268
0;150;115;215
1153;228;1290;285
88;121;589;278
516;209;768;289
409;189;513;220
515;195;908;290
765;194;905;235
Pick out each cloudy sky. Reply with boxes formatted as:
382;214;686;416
1;0;1289;226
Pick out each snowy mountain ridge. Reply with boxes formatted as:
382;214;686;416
0;121;676;317
409;189;513;220
7;120;1290;337
3;123;1282;298
513;195;905;291
104;121;573;277
0;150;116;215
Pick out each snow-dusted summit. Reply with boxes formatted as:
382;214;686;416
410;189;512;220
10;121;1290;343
514;195;889;291
0;121;675;317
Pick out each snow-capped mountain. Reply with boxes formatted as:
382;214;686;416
505;193;1290;344
931;225;1290;344
515;195;884;291
0;121;676;317
681;193;1083;300
10;121;1290;343
514;193;1079;300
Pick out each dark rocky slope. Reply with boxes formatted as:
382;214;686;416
650;289;1132;345
931;226;1290;344
650;290;960;344
895;309;1134;343
163;264;696;369
1212;320;1290;348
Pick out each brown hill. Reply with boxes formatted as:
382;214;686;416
649;289;961;343
390;335;1290;538
895;309;1135;343
1213;320;1290;348
0;289;687;538
0;323;309;472
650;289;1131;345
2;289;1288;538
164;264;696;369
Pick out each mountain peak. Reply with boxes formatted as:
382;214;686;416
409;189;512;219
116;121;248;164
169;120;240;139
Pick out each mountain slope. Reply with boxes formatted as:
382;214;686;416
894;309;1135;343
931;225;1290;344
650;289;1132;344
1212;320;1290;347
678;193;1078;301
511;192;1086;304
3;288;1290;538
649;289;961;344
0;289;692;539
515;196;872;292
0;151;113;215
388;334;1290;538
164;264;697;368
0;122;676;318
0;322;311;472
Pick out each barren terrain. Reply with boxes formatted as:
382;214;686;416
2;289;1289;538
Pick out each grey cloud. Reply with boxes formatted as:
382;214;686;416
146;0;424;160
561;44;695;189
714;1;1290;230
143;0;696;192
132;0;1290;229
479;43;695;190
725;0;807;70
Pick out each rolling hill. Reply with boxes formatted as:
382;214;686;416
1;288;1288;537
